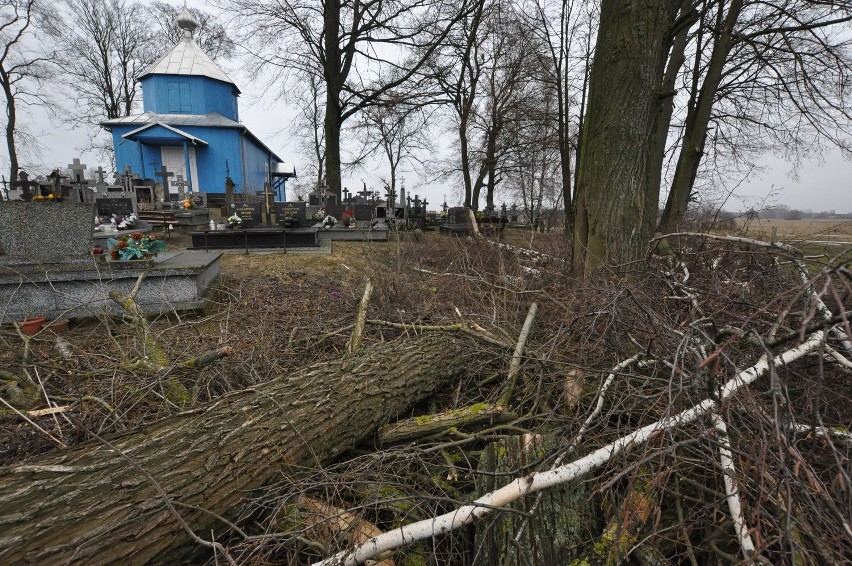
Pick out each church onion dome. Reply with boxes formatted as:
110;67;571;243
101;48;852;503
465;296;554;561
175;6;198;36
137;6;240;93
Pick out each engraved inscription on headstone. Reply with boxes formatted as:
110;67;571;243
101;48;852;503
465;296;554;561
274;201;306;228
227;202;262;227
96;196;136;218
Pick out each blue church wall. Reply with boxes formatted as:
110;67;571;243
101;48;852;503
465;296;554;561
241;137;275;195
111;125;256;194
191;129;243;194
141;75;238;121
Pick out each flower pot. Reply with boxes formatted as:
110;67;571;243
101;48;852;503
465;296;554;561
18;316;46;335
45;318;69;334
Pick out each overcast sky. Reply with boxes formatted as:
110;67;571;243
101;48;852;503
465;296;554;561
3;0;850;214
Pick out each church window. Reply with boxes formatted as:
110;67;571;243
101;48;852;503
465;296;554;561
167;82;192;113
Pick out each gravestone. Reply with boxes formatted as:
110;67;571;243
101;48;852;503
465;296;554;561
324;204;346;221
67;158;87;184
95;194;137;218
155;166;175;201
171;174;189;199
227;202;262;227
190;191;207;208
0;202;95;261
275;201;306;228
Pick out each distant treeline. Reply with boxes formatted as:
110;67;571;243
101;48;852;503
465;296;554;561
747;205;852;220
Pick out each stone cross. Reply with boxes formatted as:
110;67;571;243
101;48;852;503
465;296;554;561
155;166;174;187
94;166;106;184
67;158;87;183
357;183;371;200
342;186;351;203
171;174;188;198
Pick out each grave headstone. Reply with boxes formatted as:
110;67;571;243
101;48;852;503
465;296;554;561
95;193;137;218
190;191;207;208
275;201;306;228
155;166;175;201
308;189;322;206
227;201;262;227
171;174;188;199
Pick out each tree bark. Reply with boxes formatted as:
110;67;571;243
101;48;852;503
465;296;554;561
324;0;343;197
571;0;680;277
0;333;474;565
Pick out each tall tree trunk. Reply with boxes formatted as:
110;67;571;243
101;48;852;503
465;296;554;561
646;1;694;232
324;0;343;198
658;0;742;233
460;114;474;208
1;68;18;185
0;333;474;565
571;0;680;278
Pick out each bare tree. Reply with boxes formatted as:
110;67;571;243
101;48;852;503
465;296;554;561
228;0;473;199
355;101;434;201
517;0;593;235
658;0;852;232
45;0;152;125
0;0;51;186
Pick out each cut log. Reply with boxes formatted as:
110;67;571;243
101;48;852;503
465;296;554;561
377;403;516;445
0;333;475;565
473;434;599;566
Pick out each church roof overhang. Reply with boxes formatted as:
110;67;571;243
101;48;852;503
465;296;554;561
102;112;285;162
102;112;239;129
121;122;209;146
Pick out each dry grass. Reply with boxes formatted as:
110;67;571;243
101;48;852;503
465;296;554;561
1;227;850;565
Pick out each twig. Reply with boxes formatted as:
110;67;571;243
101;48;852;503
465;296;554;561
347;278;373;354
0;396;66;448
498;302;538;406
366;319;510;348
651;231;802;256
710;414;757;558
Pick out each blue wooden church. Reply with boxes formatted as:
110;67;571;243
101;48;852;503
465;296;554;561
102;7;290;199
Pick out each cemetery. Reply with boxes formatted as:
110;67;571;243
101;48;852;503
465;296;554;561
1;3;851;566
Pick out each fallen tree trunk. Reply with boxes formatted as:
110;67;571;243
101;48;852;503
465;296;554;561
0;333;474;565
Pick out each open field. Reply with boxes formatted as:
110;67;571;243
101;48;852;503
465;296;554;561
737;217;852;238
